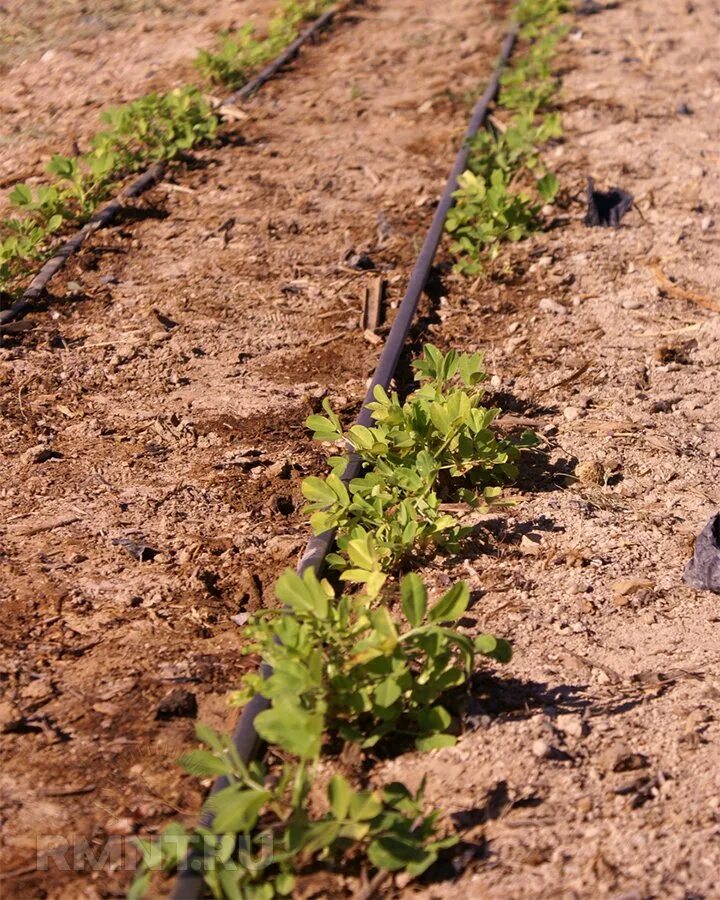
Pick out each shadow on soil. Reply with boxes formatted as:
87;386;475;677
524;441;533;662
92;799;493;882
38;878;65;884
468;671;648;722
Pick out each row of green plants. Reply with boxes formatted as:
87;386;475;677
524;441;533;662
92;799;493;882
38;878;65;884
446;0;568;273
132;346;523;899
0;0;335;297
196;0;335;89
130;1;568;896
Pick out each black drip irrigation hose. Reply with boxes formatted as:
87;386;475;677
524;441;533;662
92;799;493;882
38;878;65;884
170;20;518;900
0;3;349;334
225;5;344;105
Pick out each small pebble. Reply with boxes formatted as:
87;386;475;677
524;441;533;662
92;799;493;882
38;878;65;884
622;299;642;310
612;577;654;598
539;297;569;315
520;533;543;555
701;216;714;231
105;817;135;836
563;406;582;421
532;739;550;759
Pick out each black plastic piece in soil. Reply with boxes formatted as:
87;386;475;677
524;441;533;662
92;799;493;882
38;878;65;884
584;177;634;227
684;513;720;593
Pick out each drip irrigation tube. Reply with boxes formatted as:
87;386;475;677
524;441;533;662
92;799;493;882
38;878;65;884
0;3;350;334
170;19;518;900
225;5;344;105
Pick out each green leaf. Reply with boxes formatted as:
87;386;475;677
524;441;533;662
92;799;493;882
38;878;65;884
537;171;559;202
346;535;377;571
374;677;401;708
254;699;323;759
212;788;269;834
301;476;337;505
328;774;352;819
415;733;457;751
413;705;452;734
48;154;76;178
368;834;431;871
429;403;451;435
275;873;295;896
177;750;233;778
400;573;427;627
475;634;512;663
349;791;383;821
9;184;32;206
127;869;151;900
306;413;341;441
217;869;243;900
427;582;469;623
274;568;328;618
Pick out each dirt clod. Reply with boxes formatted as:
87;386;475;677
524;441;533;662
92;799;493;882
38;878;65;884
156;689;198;720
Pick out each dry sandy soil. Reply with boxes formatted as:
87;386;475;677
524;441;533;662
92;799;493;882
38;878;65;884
1;0;720;898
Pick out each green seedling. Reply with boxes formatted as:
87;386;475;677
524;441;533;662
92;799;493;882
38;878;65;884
1;88;217;294
196;0;334;89
304;344;536;580
233;569;511;755
445;0;567;273
131;727;456;900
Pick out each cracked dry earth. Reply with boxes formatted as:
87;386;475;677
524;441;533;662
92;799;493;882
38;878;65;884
0;0;518;897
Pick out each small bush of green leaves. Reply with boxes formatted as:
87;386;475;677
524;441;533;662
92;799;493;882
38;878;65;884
445;169;540;275
131;725;456;900
1;88;217;294
91;87;218;168
196;0;334;89
445;0;567;274
303;344;536;580
233;568;511;755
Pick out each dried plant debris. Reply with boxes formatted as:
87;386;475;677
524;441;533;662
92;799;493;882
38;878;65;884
584;176;634;227
683;514;720;593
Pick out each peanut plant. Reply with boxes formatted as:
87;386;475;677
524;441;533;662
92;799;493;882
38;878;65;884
130;348;520;899
304;344;536;588
131;571;510;899
234;569;511;755
1;0;330;297
195;0;336;89
446;0;568;273
1;88;217;295
129;1;567;896
132;749;454;900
